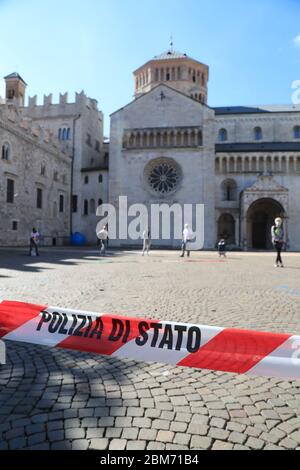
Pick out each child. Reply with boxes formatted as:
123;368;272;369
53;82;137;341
218;238;227;258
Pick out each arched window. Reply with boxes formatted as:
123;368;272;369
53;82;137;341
294;126;300;139
84;200;89;216
2;143;10;160
62;128;67;141
99;174;103;183
129;134;134;147
58;128;62;140
98;199;103;207
198;131;203;146
254;127;263;141
90;199;95;214
41;162;46;176
67;128;71;140
222;179;237;201
219;129;228;142
142;132;148;147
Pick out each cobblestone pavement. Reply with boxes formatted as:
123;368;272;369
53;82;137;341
0;248;300;450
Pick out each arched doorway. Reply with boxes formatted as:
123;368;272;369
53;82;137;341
218;213;236;245
247;198;285;249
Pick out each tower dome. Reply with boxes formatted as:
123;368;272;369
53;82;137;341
133;48;209;104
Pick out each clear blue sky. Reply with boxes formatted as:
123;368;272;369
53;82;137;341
1;0;300;135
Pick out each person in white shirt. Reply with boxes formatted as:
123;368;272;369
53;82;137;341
30;228;40;256
97;226;109;256
142;229;151;256
180;224;192;258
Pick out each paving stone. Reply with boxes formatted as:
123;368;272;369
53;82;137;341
170;421;188;433
86;428;105;439
279;437;298;449
46;428;64;441
210;418;226;429
9;437;27;450
152;419;171;431
115;417;132;428
212;440;234;450
72;439;89;450
127;441;147;450
121;428;139;440
28;432;47;446
132;417;152;429
175;413;192;423
105;428;122;438
190;436;212;450
208;427;230;441
109;439;127;450
173;433;191;446
127;407;144;417
228;431;247;445
246;437;265;450
89;438;109;450
65;428;85;439
147;441;166;450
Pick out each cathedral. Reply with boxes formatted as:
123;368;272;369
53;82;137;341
1;47;300;250
110;48;300;251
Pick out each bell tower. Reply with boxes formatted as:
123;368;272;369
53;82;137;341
133;47;209;104
4;73;27;107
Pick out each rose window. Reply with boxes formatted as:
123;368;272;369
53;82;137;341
145;158;182;195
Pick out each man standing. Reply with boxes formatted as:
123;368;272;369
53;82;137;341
142;229;151;256
97;226;109;256
30;228;40;257
180;224;192;258
271;217;285;268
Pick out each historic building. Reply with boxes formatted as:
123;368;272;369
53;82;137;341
0;73;108;245
0;92;71;246
2;48;300;250
109;48;300;250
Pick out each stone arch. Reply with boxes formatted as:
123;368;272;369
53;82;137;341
246;198;285;250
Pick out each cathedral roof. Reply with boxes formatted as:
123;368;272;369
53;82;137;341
4;72;27;85
153;50;192;61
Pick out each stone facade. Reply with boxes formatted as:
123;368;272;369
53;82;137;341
22;91;108;244
2;48;300;251
109;49;300;251
0;104;71;246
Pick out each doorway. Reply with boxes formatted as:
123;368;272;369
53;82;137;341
247;198;285;250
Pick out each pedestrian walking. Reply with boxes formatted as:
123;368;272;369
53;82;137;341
180;224;192;258
142;229;151;256
97;226;109;256
271;217;285;268
29;228;40;257
218;238;227;258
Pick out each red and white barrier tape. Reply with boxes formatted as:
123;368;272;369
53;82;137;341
0;300;299;379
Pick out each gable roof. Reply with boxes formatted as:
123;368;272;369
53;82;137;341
4;72;27;86
110;83;210;117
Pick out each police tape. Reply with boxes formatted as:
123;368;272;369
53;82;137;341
0;300;300;379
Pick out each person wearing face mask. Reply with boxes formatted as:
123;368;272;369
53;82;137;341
271;217;285;268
